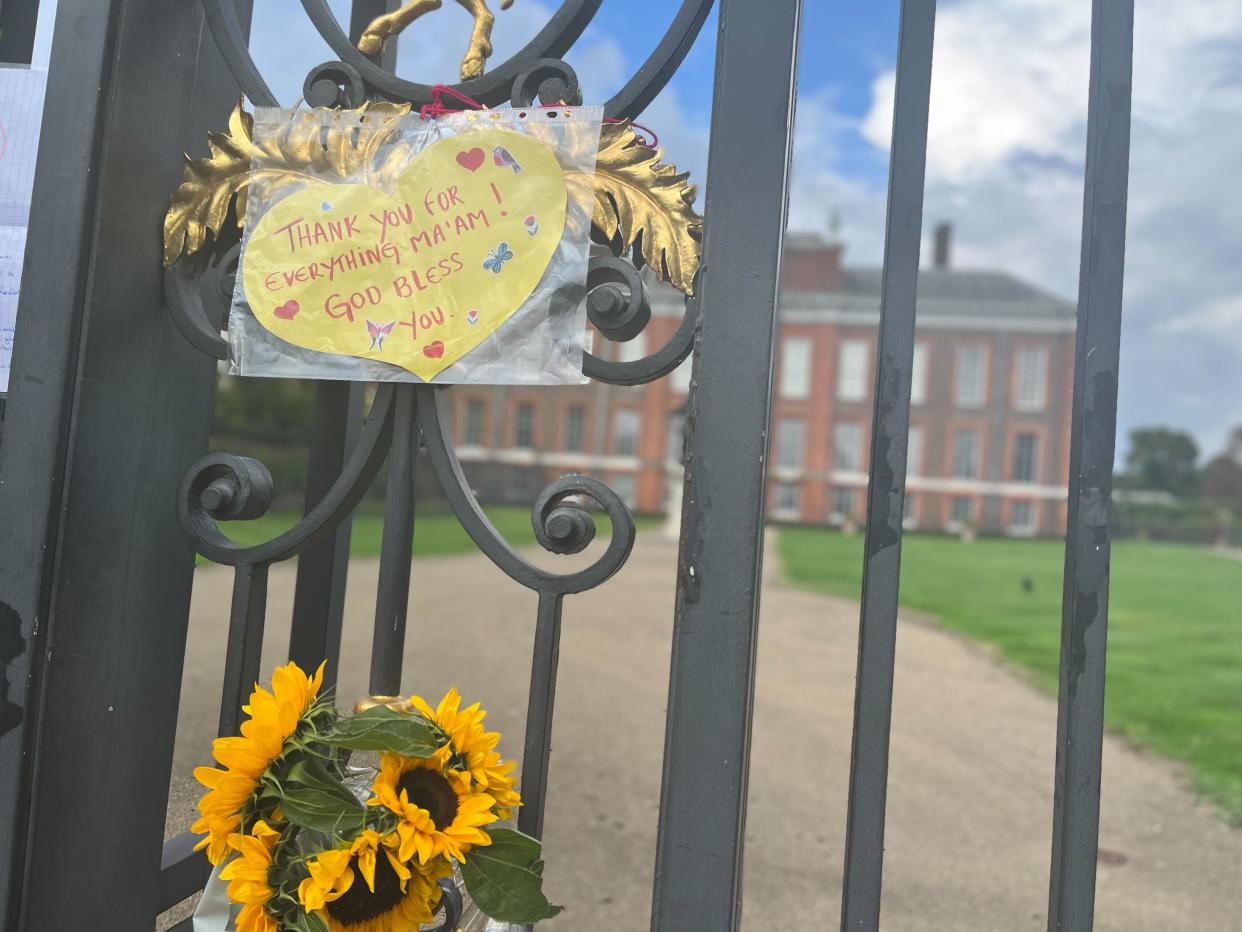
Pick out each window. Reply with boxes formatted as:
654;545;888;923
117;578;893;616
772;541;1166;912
666;413;686;464
618;332;648;363
1009;501;1036;535
837;339;870;401
776;419;805;469
464;399;485;446
907;425;924;477
1012;432;1038;482
831;486;856;520
950;496;975;524
955;345;986;408
780;336;812;399
515;403;535;449
911;343;928;405
564;405;585;452
1014;347;1048;411
614;409;640;457
834;422;863;471
774;482;801;517
671;358;693;393
611;473;637;508
953;429;979;479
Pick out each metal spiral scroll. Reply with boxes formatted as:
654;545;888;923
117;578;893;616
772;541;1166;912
163;2;711;921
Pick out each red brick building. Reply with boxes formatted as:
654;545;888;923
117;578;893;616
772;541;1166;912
449;229;1077;536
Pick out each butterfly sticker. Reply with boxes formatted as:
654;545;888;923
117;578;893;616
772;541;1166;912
366;319;396;351
482;242;514;274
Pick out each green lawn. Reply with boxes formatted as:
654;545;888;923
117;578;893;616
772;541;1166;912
205;505;652;559
778;529;1242;820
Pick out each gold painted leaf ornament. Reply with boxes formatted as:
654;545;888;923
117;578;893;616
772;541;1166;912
163;104;703;296
163;101;413;267
572;121;702;295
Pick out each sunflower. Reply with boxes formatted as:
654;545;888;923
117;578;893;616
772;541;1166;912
299;830;448;932
193;660;326;863
369;752;497;864
409;689;523;818
219;820;281;932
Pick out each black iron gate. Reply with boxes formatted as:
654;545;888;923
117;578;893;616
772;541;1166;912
0;0;1134;930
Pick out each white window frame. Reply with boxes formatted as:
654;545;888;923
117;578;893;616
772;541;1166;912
829;486;856;524
833;421;863;472
464;399;485;446
1008;500;1037;536
953;429;979;479
954;345;987;409
617;331;648;363
671;357;693;393
1012;431;1039;483
1014;347;1048;411
911;342;928;406
611;473;638;508
613;408;640;457
780;336;813;400
772;482;801;520
907;424;924;477
514;403;535;449
837;339;870;402
775;418;806;469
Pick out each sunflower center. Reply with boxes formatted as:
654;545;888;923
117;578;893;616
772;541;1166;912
398;768;459;828
323;853;406;926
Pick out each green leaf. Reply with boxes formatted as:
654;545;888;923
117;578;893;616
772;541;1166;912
461;828;563;924
287;911;330;932
279;759;365;834
323;705;442;757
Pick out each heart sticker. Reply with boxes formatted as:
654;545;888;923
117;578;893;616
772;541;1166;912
241;129;567;380
455;147;486;172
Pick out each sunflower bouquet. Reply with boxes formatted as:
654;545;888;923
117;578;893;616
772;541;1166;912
192;661;559;931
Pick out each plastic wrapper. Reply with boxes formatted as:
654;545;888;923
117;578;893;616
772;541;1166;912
227;105;602;384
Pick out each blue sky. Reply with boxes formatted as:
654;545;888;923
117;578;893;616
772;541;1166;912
31;1;1242;460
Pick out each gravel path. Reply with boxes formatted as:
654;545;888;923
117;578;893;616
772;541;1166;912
165;532;1242;930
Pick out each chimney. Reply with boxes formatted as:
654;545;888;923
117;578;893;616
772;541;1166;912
781;233;843;292
933;222;952;270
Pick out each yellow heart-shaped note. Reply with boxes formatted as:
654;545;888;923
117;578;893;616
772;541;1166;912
241;128;568;380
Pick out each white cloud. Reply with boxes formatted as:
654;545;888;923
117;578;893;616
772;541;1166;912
853;0;1242;454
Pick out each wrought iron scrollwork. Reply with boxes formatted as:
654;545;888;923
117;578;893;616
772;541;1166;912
160;0;716;920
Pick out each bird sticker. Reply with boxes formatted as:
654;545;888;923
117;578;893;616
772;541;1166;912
366;319;396;351
482;242;514;274
492;145;522;174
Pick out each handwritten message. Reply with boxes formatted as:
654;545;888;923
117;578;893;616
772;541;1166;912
240;128;568;381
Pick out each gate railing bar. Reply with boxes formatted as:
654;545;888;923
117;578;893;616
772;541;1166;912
159;832;210;914
648;0;802;928
369;385;418;697
1046;2;1133;929
839;1;936;928
288;383;364;691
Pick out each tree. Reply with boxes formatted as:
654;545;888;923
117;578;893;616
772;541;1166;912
1122;427;1200;497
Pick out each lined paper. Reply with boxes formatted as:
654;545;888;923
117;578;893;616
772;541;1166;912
1;66;48;393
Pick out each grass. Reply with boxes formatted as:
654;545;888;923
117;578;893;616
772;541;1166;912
778;528;1242;821
203;505;654;559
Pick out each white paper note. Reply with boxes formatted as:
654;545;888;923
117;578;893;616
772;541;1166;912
0;66;48;393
